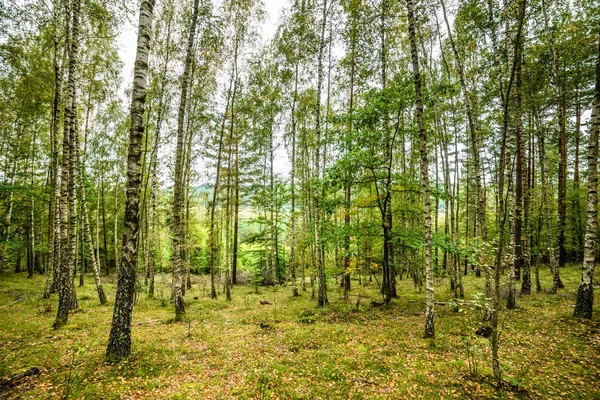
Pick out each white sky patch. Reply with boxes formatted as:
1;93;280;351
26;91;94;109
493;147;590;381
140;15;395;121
117;0;290;179
266;0;293;177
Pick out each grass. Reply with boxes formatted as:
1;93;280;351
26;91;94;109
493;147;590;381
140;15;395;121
0;264;599;399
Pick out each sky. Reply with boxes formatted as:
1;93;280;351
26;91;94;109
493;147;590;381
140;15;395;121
117;0;284;83
116;0;290;180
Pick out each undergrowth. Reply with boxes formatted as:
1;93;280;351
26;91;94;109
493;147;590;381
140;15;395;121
0;265;598;399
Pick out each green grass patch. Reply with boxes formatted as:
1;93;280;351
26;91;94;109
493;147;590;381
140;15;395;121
0;266;599;399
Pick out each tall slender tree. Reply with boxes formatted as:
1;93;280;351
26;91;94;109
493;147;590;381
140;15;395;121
53;0;81;329
406;0;434;338
172;0;201;322
106;0;156;361
573;36;600;319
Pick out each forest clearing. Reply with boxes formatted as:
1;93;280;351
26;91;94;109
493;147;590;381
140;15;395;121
1;0;600;398
1;265;599;399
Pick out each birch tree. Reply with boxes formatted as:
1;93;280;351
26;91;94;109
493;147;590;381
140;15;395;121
406;0;434;338
573;36;600;319
106;0;156;361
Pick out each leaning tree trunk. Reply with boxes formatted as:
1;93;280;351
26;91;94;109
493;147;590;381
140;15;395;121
106;0;155;361
53;0;80;329
573;37;600;319
75;125;107;304
209;74;236;300
147;8;173;298
440;0;486;269
406;0;434;338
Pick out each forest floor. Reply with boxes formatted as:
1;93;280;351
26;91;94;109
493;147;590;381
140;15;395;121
0;265;599;399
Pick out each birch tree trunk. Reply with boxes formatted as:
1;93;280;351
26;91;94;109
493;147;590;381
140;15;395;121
53;0;80;329
406;0;434;338
314;0;329;308
43;0;65;299
75;123;107;305
106;0;155;361
147;5;173;298
224;139;232;301
113;186;119;269
488;0;527;383
290;64;299;297
573;37;600;319
509;39;525;308
440;0;486;263
520;44;532;295
343;8;357;299
172;0;200;321
27;128;37;280
541;0;565;292
232;134;239;285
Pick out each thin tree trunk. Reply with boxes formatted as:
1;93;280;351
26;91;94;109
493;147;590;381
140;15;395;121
509;38;525;307
407;0;434;338
541;0;565;292
343;10;357;299
172;0;199;320
147;7;173;298
452;108;463;298
513;39;524;286
76;119;107;304
148;154;158;299
5;149;18;240
114;185;119;269
27;127;37;280
43;0;64;298
508;164;516;308
270;129;276;284
520;39;532;295
290;63;299;297
573;88;584;261
209;86;232;299
314;0;329;308
232;133;239;286
101;179;108;274
488;0;526;383
573;37;600;319
224;138;232;302
441;0;486;256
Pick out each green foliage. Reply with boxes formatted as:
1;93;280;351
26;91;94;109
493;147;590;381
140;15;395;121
296;308;316;323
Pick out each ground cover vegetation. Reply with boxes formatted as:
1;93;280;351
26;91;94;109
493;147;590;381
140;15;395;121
0;0;599;397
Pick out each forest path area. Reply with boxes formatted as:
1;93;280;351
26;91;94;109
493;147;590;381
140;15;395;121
0;266;599;399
